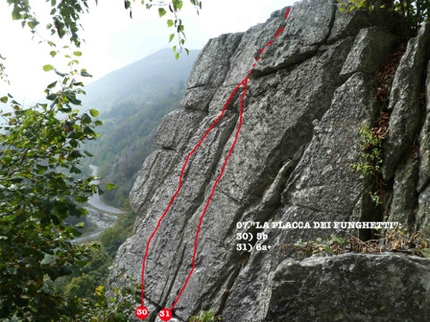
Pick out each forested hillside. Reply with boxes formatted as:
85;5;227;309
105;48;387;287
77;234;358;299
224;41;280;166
83;48;200;207
82;48;199;112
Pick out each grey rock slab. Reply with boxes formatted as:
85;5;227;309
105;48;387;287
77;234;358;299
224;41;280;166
159;191;244;320
383;23;430;181
388;154;419;229
154;109;206;151
180;86;218;111
340;27;396;78
213;37;354;205
222;73;381;321
416;184;430;231
111;110;239;321
186;33;243;88
224;253;430;321
108;1;430;321
181;33;243;111
418;61;430;192
214;10;286;87
129;149;180;217
283;72;379;216
252;0;335;78
328;6;400;42
266;253;430;321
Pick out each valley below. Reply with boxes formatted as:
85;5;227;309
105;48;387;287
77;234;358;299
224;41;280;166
71;165;123;244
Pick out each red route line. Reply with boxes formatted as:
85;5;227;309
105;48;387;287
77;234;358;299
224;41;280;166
140;78;246;306
137;6;291;320
171;76;248;310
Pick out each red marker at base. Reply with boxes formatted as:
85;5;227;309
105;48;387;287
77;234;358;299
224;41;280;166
135;305;149;320
159;308;173;321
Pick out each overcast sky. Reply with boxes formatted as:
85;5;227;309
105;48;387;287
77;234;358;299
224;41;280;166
0;0;296;103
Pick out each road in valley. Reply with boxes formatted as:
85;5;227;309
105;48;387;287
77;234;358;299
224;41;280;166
71;165;123;244
88;164;124;214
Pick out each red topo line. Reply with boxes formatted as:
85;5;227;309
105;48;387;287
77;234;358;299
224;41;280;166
275;26;285;38
138;6;291;319
171;77;248;310
140;78;247;306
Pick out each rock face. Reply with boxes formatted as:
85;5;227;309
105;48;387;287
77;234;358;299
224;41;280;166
109;0;430;321
245;253;430;322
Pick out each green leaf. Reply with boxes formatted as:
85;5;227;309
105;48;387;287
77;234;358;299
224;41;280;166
81;113;92;124
84;150;94;157
80;70;92;77
331;234;347;244
0;96;8;103
158;8;167;17
69;150;83;159
83;126;95;135
420;248;430;258
43;64;54;72
106;183;117;191
76;260;88;267
47;81;57;89
89;109;99;117
27;20;39;29
95;285;104;296
175;52;180;60
169;33;175;43
55;69;67;77
167;19;174;27
73;51;82;57
46;94;57;101
50;50;57;58
173;0;183;11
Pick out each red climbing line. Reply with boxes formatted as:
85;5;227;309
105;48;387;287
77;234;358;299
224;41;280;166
171;76;248;310
136;6;291;320
140;77;247;307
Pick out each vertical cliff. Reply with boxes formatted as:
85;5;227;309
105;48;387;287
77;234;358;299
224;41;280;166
109;1;430;321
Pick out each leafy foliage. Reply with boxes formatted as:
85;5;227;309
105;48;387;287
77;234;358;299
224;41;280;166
0;54;9;85
1;1;141;320
7;0;94;47
100;211;137;257
189;310;222;322
350;120;389;207
59;283;139;322
1;0;200;319
124;0;202;57
0;55;104;318
338;0;430;37
351;123;383;177
62;245;112;299
292;227;430;259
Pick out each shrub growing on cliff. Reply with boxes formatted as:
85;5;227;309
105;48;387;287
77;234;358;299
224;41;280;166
189;310;222;322
338;0;430;37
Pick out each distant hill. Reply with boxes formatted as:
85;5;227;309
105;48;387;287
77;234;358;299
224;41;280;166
82;48;200;207
82;48;200;111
